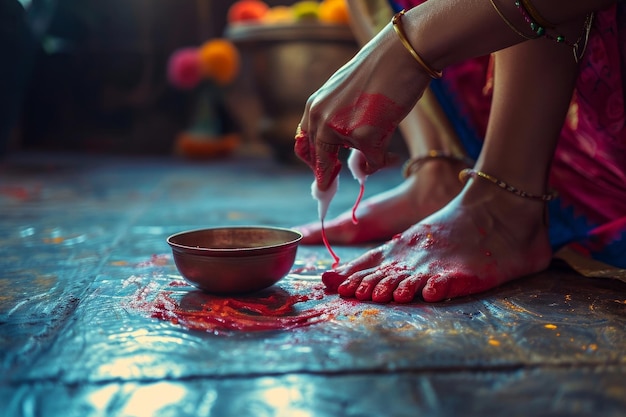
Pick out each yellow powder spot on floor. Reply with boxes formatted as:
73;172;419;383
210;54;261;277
111;261;129;266
345;308;381;323
544;324;558;330
500;298;529;314
488;339;501;347
43;236;64;244
360;308;380;317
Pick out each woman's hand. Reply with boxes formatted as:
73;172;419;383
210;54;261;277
294;22;431;190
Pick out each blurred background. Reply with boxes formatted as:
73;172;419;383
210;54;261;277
0;0;376;161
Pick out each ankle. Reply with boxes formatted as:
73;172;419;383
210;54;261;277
461;179;549;234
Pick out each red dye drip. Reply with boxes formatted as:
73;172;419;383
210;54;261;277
351;183;365;225
321;219;341;268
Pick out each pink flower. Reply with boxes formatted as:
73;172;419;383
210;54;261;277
167;48;201;90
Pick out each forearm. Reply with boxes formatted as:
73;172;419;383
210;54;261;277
396;0;616;71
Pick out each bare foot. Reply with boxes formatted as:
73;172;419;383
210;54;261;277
321;181;553;303
296;159;467;244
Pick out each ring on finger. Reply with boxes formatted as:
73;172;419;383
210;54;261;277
294;123;307;141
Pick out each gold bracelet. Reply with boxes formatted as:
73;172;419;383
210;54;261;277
391;10;443;79
459;168;557;201
519;0;556;29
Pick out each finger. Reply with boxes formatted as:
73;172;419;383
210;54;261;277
361;150;401;175
314;140;343;191
294;123;315;170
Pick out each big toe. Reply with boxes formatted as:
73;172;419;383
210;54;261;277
321;271;347;292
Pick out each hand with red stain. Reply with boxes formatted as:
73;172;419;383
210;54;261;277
294;19;434;191
322;183;554;303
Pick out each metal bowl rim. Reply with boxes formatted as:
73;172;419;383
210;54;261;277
225;22;355;42
166;226;303;254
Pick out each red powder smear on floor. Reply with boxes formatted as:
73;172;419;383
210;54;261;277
351;183;365;225
321;219;341;268
125;278;387;334
127;280;337;333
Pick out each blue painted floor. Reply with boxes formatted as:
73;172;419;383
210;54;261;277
1;152;625;417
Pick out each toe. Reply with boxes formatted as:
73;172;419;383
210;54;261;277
421;275;451;302
421;272;489;302
354;270;386;301
393;274;428;303
321;270;346;292
371;273;409;303
337;269;371;298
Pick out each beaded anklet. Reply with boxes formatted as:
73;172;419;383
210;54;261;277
402;150;474;178
459;168;557;201
391;10;443;79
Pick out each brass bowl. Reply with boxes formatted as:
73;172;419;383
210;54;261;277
167;226;302;294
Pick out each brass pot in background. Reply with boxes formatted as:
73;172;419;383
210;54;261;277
226;23;358;163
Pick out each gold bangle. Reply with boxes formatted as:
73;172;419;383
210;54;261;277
391;10;443;79
519;0;556;29
459;168;557;201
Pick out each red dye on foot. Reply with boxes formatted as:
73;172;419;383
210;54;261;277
321;270;346;292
